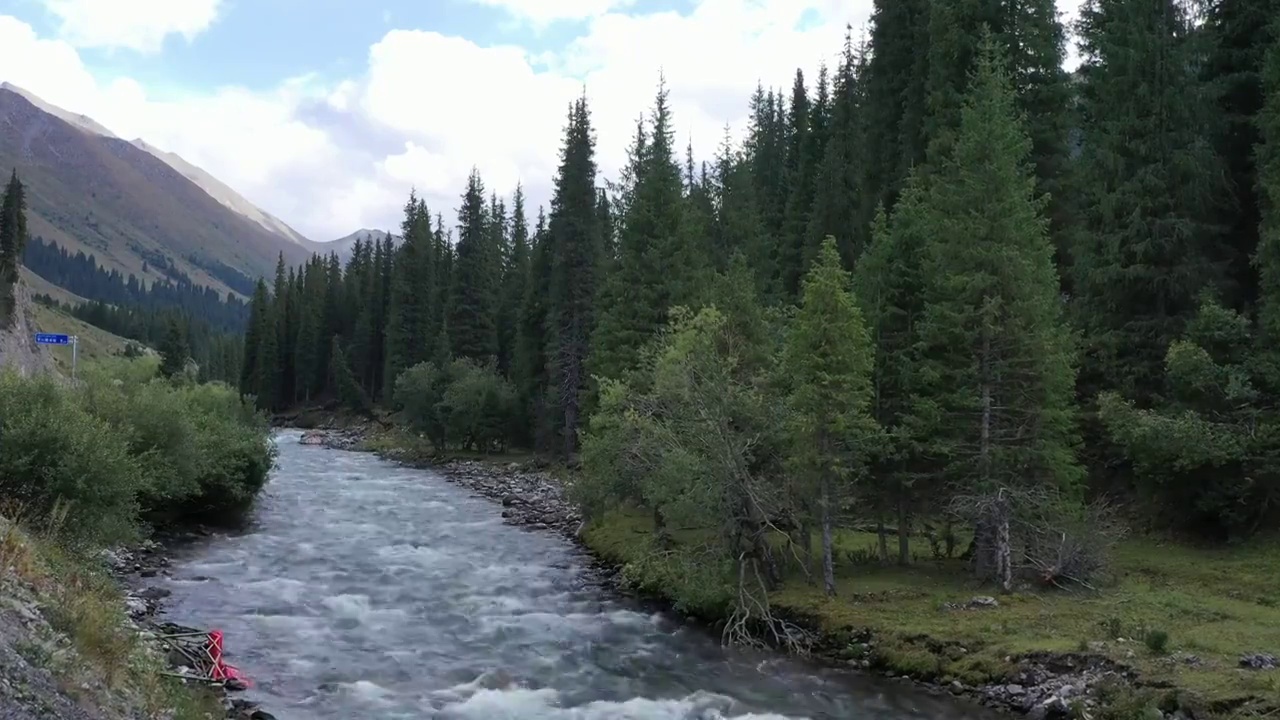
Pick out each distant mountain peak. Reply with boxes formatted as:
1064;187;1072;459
0;84;312;249
323;229;403;262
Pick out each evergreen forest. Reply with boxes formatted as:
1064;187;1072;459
232;0;1280;666
239;0;1280;571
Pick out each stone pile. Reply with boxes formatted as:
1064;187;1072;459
439;459;583;539
977;653;1136;719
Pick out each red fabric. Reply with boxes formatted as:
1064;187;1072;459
205;630;252;686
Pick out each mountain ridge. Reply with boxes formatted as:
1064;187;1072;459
0;84;314;297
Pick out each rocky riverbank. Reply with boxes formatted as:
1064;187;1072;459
104;534;277;720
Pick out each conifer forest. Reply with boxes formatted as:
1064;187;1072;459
239;0;1280;611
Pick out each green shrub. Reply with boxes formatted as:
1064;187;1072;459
395;359;518;453
0;360;274;544
80;361;274;528
0;371;141;544
1142;627;1171;655
439;359;517;453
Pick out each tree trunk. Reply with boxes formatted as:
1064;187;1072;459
996;496;1012;593
897;488;910;566
876;514;889;563
800;520;815;581
821;474;836;597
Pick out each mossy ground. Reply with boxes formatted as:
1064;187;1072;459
0;517;225;719
584;509;1280;719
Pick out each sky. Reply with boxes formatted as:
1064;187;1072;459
0;0;1083;242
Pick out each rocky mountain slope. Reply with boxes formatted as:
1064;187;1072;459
0;84;313;298
0;280;53;377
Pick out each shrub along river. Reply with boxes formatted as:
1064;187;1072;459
159;430;998;719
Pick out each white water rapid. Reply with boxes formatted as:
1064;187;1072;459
159;431;998;719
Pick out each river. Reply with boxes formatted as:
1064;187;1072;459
159;430;998;719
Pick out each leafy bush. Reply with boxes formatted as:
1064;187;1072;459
395;359;518;453
1143;627;1170;655
394;361;450;448
0;371;140;544
439;359;518;453
80;360;275;527
0;359;274;545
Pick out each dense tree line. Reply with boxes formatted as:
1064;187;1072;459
22;235;250;334
243;1;1280;609
31;294;243;384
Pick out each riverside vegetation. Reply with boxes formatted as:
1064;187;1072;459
0;349;275;718
232;6;1280;718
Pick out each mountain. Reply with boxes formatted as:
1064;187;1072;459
129;138;314;250
322;228;401;263
0;83;313;298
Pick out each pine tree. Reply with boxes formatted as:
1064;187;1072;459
451;169;499;363
785;237;879;596
498;185;529;377
863;0;931;212
810;35;868;267
546;97;602;457
158;317;192;379
591;80;685;384
516;208;551;447
779;69;812;296
1072;0;1230;402
0;170;28;325
854;193;930;564
383;194;435;397
713;130;770;286
240;279;270;398
1207;0;1280;308
253;284;281;410
1256;23;1280;385
912;40;1081;587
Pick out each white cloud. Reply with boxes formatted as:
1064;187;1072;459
464;0;637;26
41;0;222;53
0;0;1086;245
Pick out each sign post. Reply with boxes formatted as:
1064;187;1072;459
34;333;79;379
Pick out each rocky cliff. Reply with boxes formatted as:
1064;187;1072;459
0;281;54;378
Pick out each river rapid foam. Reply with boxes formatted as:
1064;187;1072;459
158;430;997;720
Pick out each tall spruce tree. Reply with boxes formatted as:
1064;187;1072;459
863;0;931;213
1256;23;1280;383
591;80;684;384
1207;0;1280;308
451;170;499;363
546;97;602;457
498;185;530;377
810;32;869;267
0;170;27;325
912;40;1082;570
785;237;879;596
1072;0;1229;402
855;193;930;564
383;194;435;398
158;317;192;379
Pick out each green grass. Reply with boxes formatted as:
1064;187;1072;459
1;517;225;719
30;303;136;372
584;509;1280;718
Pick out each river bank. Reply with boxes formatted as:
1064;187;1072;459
0;516;238;720
316;425;1278;720
103;533;278;719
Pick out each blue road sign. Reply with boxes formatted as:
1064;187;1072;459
34;333;71;345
